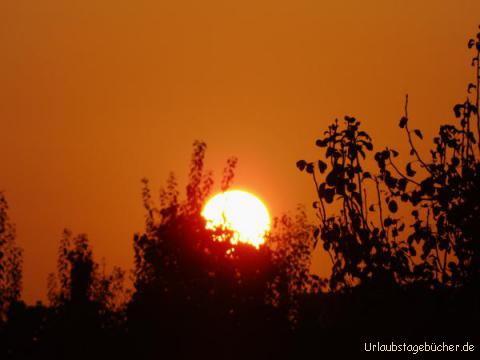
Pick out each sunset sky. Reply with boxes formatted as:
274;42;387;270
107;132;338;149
1;0;480;303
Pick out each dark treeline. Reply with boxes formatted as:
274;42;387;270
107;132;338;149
1;30;480;359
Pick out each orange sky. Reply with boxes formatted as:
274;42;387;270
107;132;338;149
1;0;480;303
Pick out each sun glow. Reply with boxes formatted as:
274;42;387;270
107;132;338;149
202;190;271;248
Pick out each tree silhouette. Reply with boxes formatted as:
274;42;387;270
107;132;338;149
298;28;480;294
297;116;411;290
30;230;128;360
0;191;22;323
374;29;480;287
129;141;290;359
47;229;127;311
267;206;322;325
294;27;480;354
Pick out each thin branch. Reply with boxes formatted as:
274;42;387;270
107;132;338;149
375;176;385;233
388;157;421;186
312;171;327;223
403;94;432;174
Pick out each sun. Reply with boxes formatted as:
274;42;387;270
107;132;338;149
202;190;271;248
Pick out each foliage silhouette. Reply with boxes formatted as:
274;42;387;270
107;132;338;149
2;26;480;360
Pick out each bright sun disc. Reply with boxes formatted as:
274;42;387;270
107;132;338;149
202;190;271;248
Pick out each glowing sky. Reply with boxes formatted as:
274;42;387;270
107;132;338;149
1;0;480;302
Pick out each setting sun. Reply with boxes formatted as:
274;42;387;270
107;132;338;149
202;190;271;248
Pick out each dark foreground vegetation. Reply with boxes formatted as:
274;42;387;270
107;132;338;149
1;30;480;359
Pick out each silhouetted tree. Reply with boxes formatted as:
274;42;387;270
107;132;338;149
374;28;480;288
267;206;323;325
0;191;23;323
295;27;480;353
297;117;412;290
47;230;127;310
40;230;128;359
129;141;289;359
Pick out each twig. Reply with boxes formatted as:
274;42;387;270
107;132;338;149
388;158;421;186
375;176;385;234
403;95;432;174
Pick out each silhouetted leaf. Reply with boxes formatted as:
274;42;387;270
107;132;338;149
326;168;340;187
399;116;408;129
324;188;334;204
358;131;371;140
388;200;398;213
454;104;463;118
358;148;366;159
406;162;416;177
318;160;327;174
316;139;327;147
296;160;307;171
306;163;314;174
398;178;407;191
413;129;423;140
